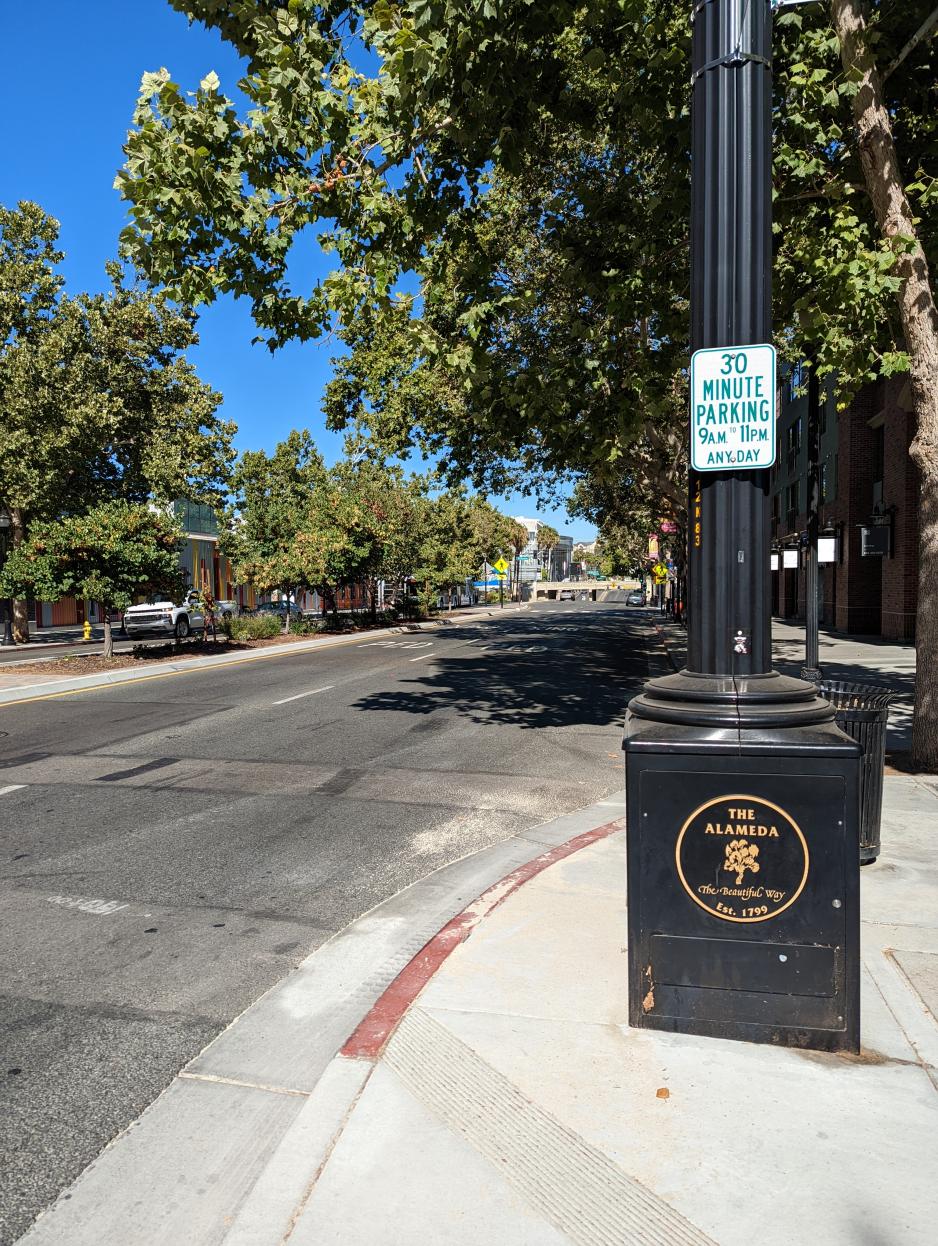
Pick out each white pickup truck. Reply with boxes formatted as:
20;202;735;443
122;591;207;641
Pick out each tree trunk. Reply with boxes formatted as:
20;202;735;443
832;0;938;771
11;507;29;643
102;606;113;659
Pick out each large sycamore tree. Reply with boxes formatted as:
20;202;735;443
0;202;235;640
117;1;938;766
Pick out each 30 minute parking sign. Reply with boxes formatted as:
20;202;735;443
690;343;776;471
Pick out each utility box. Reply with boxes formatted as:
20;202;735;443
625;718;861;1052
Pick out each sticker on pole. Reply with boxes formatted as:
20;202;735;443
690;344;776;471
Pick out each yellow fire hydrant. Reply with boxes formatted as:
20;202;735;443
83;619;92;642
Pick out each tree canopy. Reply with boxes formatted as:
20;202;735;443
117;2;934;489
0;201;236;638
0;502;183;656
223;431;527;618
1;203;235;521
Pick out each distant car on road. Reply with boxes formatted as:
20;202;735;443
558;589;576;601
626;590;646;607
215;599;241;620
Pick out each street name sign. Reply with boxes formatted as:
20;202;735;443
690;344;776;472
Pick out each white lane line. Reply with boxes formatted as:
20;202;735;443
272;685;335;706
409;653;435;662
0;784;26;797
464;638;483;644
48;894;129;916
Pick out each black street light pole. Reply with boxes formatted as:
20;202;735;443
624;0;861;1054
686;0;772;675
801;354;822;681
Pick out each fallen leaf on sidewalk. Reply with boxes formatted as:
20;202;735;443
656;1087;670;1100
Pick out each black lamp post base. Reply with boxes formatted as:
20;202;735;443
628;668;836;732
623;689;861;1053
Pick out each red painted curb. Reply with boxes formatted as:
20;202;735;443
340;816;625;1061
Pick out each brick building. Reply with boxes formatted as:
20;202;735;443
770;369;919;641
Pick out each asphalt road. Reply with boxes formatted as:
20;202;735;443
0;600;654;1244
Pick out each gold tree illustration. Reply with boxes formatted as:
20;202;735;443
724;839;760;886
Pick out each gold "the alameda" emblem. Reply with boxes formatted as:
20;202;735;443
675;796;809;923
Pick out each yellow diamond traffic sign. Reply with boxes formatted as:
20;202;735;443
493;557;509;573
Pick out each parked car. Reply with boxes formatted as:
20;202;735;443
215;599;240;620
558;589;576;601
255;600;317;621
626;590;646;607
122;591;207;640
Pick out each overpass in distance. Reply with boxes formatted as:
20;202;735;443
527;580;641;601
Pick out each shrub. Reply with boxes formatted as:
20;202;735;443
229;614;281;641
289;617;321;636
318;613;354;633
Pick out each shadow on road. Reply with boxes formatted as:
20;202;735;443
351;613;650;730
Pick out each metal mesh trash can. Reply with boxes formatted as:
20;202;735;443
815;680;893;864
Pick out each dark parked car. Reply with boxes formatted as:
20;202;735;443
626;590;646;607
255;600;317;621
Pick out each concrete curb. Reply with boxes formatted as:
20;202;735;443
0;606;531;707
19;787;625;1245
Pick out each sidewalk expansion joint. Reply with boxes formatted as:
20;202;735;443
281;1060;376;1245
177;1071;310;1099
862;955;938;1088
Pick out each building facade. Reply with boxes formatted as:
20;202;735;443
770;371;919;641
25;500;254;629
171;500;254;609
513;517;575;584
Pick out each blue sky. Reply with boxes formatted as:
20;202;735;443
1;0;595;540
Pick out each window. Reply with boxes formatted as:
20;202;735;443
871;427;885;508
786;419;802;469
787;361;803;402
871;427;884;482
174;500;219;536
785;481;800;528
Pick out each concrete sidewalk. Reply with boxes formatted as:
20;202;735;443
653;615;917;753
19;777;938;1246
